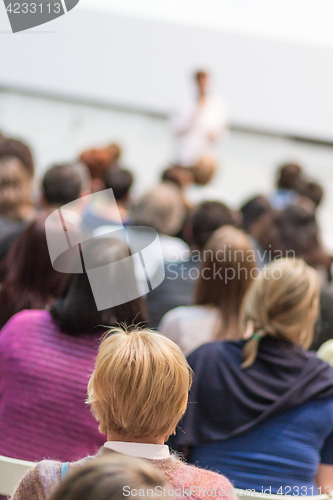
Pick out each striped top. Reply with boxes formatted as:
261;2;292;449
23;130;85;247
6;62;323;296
0;310;105;462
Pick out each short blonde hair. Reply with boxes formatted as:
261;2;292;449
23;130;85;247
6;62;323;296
87;327;192;440
241;258;320;368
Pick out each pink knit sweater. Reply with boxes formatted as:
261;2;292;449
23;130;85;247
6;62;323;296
11;447;236;500
0;310;105;462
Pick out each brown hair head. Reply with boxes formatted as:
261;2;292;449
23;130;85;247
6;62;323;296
194;226;257;340
0;137;34;176
276;163;303;191
0;210;69;328
0;156;33;220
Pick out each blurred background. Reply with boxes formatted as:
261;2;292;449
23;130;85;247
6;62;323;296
1;0;333;246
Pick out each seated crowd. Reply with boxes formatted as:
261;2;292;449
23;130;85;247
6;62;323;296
0;132;333;499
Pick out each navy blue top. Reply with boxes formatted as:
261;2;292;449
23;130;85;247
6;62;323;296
190;397;333;494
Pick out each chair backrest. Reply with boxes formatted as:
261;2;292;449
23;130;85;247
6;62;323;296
0;455;35;496
237;490;328;500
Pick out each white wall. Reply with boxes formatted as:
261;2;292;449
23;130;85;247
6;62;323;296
1;0;333;140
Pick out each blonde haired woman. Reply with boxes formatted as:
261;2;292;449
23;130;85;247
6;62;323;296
173;259;333;493
12;328;234;500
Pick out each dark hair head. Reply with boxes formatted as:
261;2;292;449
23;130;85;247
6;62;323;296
275;204;318;254
261;203;332;272
240;195;273;232
42;163;91;206
276;163;303;190
104;166;133;201
49;455;169;500
0;138;34;176
0;210;68;328
0;156;33;220
301;181;324;207
192;200;237;250
51;237;147;335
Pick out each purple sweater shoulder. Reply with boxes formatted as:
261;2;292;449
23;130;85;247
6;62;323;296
0;310;105;462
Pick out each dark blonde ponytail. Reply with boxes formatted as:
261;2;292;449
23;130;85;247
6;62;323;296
242;330;265;369
240;258;320;369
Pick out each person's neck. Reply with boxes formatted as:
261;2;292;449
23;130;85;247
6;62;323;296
107;433;165;445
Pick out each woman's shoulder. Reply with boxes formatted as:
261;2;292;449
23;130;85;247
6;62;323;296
1;309;53;335
11;459;61;500
162;305;218;323
11;456;93;500
159;306;191;330
175;462;235;500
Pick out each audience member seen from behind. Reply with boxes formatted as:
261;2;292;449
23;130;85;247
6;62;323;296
133;182;188;260
240;195;275;267
49;455;170;500
0;156;34;262
270;163;304;209
185;155;231;206
161;165;194;192
83;166;133;232
159;226;257;356
0;211;69;328
301;181;324;208
0;238;147;463
147;200;238;328
259;203;332;282
161;166;194;217
40;162;91;209
0;137;34;177
79;144;121;192
173;259;333;493
256;203;333;350
12;327;234;500
241;195;273;239
0;156;33;233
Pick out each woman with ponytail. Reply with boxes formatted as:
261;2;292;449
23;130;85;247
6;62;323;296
172;258;333;493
